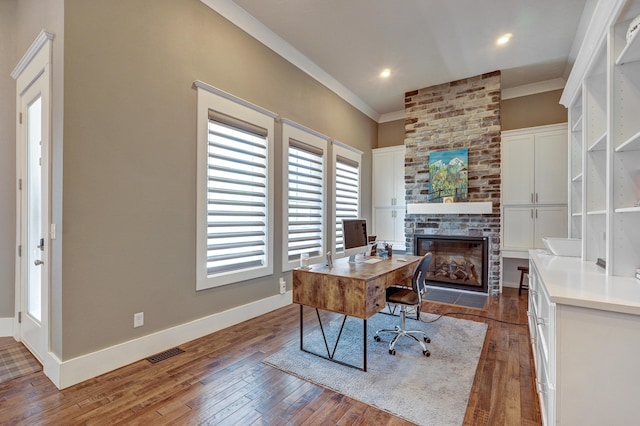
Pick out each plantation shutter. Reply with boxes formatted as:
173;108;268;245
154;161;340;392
206;110;268;275
286;140;325;262
335;155;360;252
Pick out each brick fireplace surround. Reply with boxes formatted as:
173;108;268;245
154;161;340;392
404;71;501;294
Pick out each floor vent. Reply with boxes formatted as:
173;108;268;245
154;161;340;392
146;347;185;364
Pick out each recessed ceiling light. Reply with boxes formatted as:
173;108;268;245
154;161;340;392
497;33;512;45
379;68;391;78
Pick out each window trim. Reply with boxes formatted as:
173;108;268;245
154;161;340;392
194;80;277;290
331;141;363;258
281;119;329;271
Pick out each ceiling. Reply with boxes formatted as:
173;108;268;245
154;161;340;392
210;0;592;121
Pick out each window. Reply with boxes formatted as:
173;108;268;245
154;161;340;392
332;142;363;255
282;120;328;271
195;81;276;290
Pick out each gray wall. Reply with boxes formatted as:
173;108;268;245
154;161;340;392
501;89;567;131
0;0;17;318
59;0;376;359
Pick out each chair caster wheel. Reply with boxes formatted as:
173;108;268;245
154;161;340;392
424;337;431;343
389;349;396;355
423;350;430;357
374;335;381;342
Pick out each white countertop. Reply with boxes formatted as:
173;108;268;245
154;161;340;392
529;249;640;316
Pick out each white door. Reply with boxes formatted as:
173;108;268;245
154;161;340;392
534;206;568;249
17;66;50;364
503;207;534;249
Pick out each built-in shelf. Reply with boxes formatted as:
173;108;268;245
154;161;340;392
407;202;492;215
587;132;607;152
572;115;583;132
571;173;583;182
614;206;640;213
616;27;640;65
615;129;640;152
586;210;607;216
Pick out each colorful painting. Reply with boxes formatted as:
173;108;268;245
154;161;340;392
428;148;468;202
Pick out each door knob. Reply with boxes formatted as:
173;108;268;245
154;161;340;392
34;260;44;266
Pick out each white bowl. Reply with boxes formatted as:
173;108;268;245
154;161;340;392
542;237;582;257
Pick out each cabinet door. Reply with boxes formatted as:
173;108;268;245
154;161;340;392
503;207;534;249
393;150;406;206
372;208;396;242
534;206;568;249
393;208;406;251
502;134;535;205
373;151;395;206
535;131;568;205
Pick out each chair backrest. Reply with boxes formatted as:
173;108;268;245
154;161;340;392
412;252;433;298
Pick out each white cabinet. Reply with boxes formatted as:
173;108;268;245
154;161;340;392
372;146;406;251
502;125;568;206
372;208;405;250
529;251;640;426
501;124;568;257
562;0;640;277
503;206;567;250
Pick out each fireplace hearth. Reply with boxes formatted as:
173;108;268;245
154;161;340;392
414;235;489;293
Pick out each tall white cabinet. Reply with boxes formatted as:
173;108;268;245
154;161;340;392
501;124;568;258
372;146;406;252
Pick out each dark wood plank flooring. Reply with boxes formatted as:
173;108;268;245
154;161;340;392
0;287;540;425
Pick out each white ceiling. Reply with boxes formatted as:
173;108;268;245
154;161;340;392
207;0;591;121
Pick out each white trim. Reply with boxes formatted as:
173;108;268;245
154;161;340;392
281;120;330;272
194;82;276;290
407;202;493;215
198;0;379;122
46;293;292;389
501;123;568;138
560;0;626;106
0;318;13;337
501;78;566;100
10;30;54;80
379;110;405;123
193;80;277;119
331;139;363;156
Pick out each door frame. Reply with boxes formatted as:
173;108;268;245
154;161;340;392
12;31;55;364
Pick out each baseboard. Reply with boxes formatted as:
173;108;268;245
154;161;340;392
0;317;14;337
47;291;293;389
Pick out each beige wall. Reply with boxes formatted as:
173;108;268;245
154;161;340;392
61;0;376;359
377;88;568;148
377;119;404;148
0;0;17;318
501;89;567;130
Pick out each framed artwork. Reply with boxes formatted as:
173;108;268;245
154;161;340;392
428;148;468;202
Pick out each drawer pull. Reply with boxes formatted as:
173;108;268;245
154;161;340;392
537;318;546;326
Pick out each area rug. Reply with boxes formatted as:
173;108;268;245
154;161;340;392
0;344;42;384
263;312;487;426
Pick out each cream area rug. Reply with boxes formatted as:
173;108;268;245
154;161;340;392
263;311;487;426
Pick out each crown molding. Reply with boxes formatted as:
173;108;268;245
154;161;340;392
200;0;380;122
501;78;566;100
378;110;405;123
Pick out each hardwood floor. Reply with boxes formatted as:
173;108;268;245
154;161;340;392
0;288;540;425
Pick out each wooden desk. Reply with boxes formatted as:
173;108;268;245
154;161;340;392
292;255;422;370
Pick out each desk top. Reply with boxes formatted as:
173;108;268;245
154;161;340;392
292;255;423;318
296;255;423;280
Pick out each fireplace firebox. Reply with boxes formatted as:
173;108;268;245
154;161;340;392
414;235;488;293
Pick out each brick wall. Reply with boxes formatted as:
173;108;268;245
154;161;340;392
404;71;501;293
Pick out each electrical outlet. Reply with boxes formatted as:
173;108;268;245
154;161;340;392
133;312;144;328
279;278;286;294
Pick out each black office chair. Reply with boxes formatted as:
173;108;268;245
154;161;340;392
374;252;433;357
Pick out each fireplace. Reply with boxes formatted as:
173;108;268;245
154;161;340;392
414;235;489;293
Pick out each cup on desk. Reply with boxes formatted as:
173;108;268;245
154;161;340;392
300;253;310;269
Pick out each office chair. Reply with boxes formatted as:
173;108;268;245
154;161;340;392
374;252;433;357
